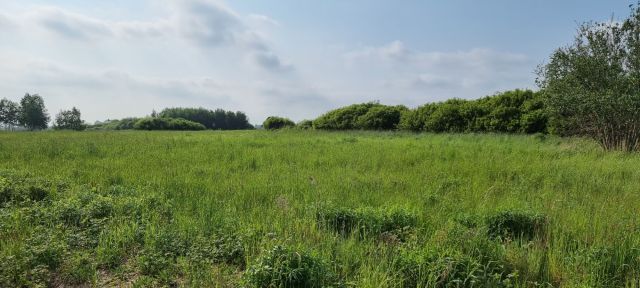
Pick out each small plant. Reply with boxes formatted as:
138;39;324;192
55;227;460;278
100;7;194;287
0;173;61;206
316;207;416;241
394;248;516;288
245;245;335;288
60;252;96;284
486;210;547;241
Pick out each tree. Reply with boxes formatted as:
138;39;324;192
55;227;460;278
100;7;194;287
263;116;295;130
0;98;20;130
537;4;640;151
54;107;86;131
19;93;49;130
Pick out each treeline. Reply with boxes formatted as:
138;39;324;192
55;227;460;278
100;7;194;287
1;94;253;132
0;94;59;131
89;107;254;131
264;89;548;134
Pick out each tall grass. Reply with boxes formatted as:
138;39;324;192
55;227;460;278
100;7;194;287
1;130;639;286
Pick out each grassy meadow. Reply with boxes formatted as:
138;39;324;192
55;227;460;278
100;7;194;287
1;130;640;287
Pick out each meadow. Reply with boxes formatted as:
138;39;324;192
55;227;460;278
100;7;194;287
1;130;640;287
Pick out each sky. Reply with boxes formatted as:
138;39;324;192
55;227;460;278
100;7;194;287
0;0;634;124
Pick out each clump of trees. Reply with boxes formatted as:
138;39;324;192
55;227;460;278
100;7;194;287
263;116;295;130
0;94;51;131
313;102;408;130
537;3;640;151
133;117;206;131
159;107;253;130
54;107;86;131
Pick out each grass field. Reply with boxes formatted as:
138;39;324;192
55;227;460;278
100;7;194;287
1;130;640;287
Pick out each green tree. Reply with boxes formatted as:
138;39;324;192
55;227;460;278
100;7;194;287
19;93;49;130
537;4;640;151
0;98;20;130
54;107;86;131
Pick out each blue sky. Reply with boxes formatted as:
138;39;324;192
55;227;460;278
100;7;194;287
0;0;633;123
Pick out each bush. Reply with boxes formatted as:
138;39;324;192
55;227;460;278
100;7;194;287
296;120;314;129
312;102;379;130
133;117;206;131
486;211;547;241
245;245;335;288
0;174;62;206
263;116;295;130
316;207;416;241
313;102;407;130
356;105;408;130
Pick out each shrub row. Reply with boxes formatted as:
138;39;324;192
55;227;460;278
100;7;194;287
133;117;206;131
296;89;549;134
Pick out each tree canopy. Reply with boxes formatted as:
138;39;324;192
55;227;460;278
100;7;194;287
19;94;49;130
537;4;640;151
54;107;86;131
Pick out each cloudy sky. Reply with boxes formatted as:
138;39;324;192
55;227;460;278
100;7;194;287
0;0;632;123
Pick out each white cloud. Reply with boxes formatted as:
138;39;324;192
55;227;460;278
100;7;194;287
13;1;286;72
26;7;114;40
343;41;532;98
0;13;13;29
251;51;294;73
247;14;281;27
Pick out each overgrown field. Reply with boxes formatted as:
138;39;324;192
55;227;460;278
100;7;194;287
1;130;640;287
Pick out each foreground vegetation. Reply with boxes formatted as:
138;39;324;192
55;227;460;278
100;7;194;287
1;130;640;287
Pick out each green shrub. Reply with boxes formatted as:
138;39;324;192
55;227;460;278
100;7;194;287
486;211;547;240
356;105;408;130
316;207;416;241
0;173;63;206
313;102;407;130
296;119;314;129
133;117;206;131
60;252;96;284
245;245;335;288
395;250;516;288
263;116;295;130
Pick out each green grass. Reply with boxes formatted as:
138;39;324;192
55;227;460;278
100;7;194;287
1;130;640;287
